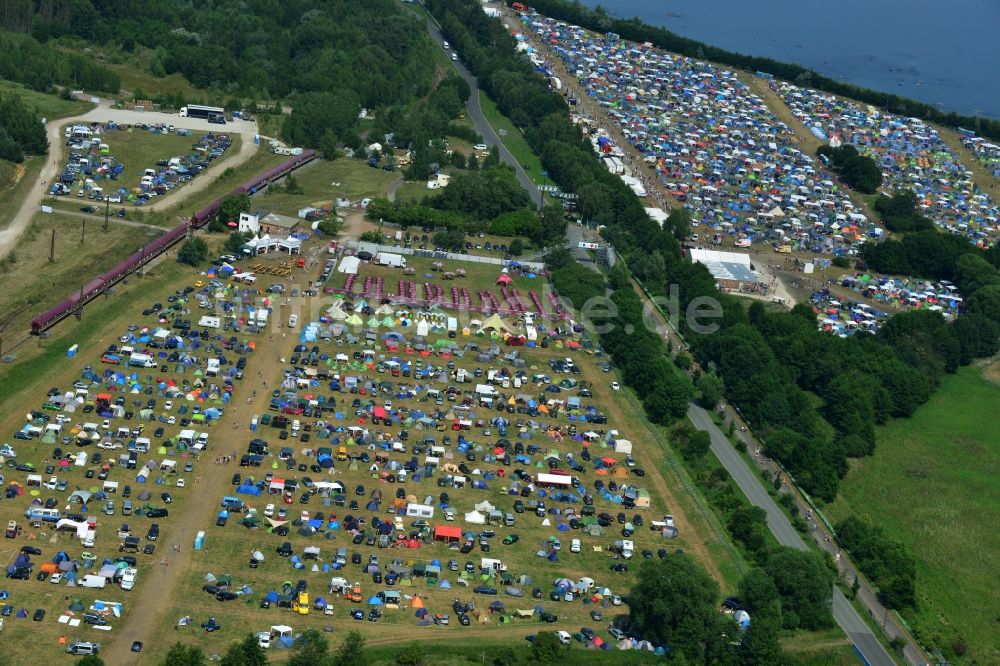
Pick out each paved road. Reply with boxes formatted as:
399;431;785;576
688;405;898;666
0;100;260;258
414;9;543;208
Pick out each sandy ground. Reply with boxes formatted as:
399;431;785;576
0;101;261;258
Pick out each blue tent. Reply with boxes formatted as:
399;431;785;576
367;595;383;605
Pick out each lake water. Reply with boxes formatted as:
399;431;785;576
576;0;1000;119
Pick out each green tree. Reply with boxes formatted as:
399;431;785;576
177;237;208;266
360;231;382;243
628;555;721;659
736;616;784;666
665;207;692;240
508;237;525;256
333;630;367;666
530;631;564;662
225;231;251;254
737;567;783;624
643;372;694;424
727;505;768;555
217;193;252;227
159;644;206;666
394;643;425;666
764;548;834;630
491;647;517;666
433;228;466;251
220;634;268;666
966;284;1000;322
317;217;344;236
696;372;725;409
288;629;329;666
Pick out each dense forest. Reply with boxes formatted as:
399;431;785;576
1;0;437;102
521;0;1000;142
0;0;440;151
0;93;48;161
0;30;119;93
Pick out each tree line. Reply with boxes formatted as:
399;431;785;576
519;0;1000;142
816;144;882;194
0;92;48;161
0;30;119;93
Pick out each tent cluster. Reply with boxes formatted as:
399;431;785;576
521;12;882;255
812;275;962;336
777;82;999;246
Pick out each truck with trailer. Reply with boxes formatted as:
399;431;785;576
179;104;225;122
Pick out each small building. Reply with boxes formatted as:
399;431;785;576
688;248;762;291
239;209;301;236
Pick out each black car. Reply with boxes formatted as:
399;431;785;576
232;473;241;486
540;612;558;623
32;608;45;622
83;612;107;626
146;508;168;518
146;524;160;541
216;591;238;602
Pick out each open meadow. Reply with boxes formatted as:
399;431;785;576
827;364;1000;662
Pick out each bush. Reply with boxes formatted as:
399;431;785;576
177;238;208;266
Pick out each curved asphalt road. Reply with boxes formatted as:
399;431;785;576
415;8;543;208
688;405;898;666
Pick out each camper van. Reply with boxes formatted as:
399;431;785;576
24;507;60;523
79;574;107;589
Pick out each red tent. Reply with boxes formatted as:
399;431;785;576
434;525;462;542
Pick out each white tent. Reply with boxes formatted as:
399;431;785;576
464;510;486;525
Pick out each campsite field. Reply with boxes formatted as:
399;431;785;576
826;364;1000;662
43;128;240;217
0;229;738;663
0;234;743;663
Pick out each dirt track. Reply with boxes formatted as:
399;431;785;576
0;102;260;258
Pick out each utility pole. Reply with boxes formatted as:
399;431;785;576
104;197;110;232
49;228;55;262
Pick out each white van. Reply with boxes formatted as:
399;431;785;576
120;568;137;590
570;538;581;553
556;630;572;645
288;314;298;328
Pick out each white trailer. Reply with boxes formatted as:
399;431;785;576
376;252;407;268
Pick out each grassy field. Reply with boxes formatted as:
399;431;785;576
258;159;400;218
826;364;1000;663
103;50;203;102
0;80;92;119
0;211;164;336
478;92;548;186
0;155;44;232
